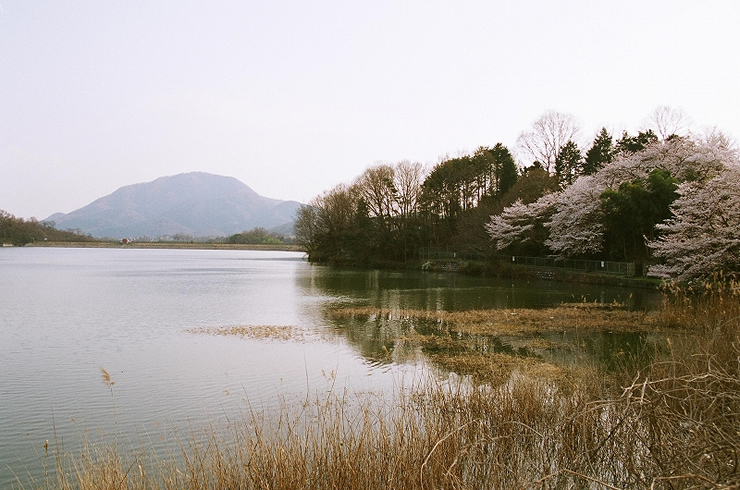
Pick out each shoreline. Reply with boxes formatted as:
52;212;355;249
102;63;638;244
24;241;305;252
21;241;660;288
314;256;663;290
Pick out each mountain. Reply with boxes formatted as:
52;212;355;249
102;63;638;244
45;172;302;239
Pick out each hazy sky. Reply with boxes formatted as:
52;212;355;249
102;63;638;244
1;1;739;219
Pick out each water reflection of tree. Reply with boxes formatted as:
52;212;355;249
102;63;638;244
322;311;422;367
296;266;659;312
297;267;665;380
321;306;667;387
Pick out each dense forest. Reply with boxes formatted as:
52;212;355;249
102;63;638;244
0;210;96;246
295;108;740;280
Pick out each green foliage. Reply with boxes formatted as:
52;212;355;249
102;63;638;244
227;227;285;245
583;127;613;175
451;199;504;257
487;143;519;196
295;145;520;265
554;140;582;188
0;210;94;246
500;166;558;206
600;169;678;261
420;145;520;250
615;129;659;154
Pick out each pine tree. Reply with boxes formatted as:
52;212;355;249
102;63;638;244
583;127;613;175
554;140;582;188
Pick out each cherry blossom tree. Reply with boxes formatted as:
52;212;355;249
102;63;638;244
544;176;606;256
650;165;740;280
488;134;738;267
485;192;558;252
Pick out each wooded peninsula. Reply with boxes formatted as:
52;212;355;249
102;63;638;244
295;109;739;282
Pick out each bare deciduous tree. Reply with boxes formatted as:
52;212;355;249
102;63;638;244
645;105;692;140
516;111;581;173
354;164;396;223
393;160;426;218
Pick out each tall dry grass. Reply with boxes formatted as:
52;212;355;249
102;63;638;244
33;280;740;489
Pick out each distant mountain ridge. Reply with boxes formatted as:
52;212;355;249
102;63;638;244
45;172;302;239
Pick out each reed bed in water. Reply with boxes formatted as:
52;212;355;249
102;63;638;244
327;302;659;335
186;325;311;342
38;283;740;489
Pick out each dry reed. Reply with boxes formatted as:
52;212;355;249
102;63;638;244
31;280;740;489
186;325;311;342
327;303;657;335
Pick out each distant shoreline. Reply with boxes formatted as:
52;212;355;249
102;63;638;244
25;241;305;252
19;242;660;289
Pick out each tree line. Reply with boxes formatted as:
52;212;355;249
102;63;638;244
226;227;293;245
294;144;527;266
296;107;739;280
0;210;295;247
0;210;95;246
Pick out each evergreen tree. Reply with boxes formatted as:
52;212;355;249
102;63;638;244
489;143;518;196
583;127;613;175
554;140;582;188
615;129;658;154
600;170;678;262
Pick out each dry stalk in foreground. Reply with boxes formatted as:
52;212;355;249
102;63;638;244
39;285;740;489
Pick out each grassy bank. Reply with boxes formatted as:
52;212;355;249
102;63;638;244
34;282;740;489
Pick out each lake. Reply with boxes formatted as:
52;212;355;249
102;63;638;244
0;247;659;487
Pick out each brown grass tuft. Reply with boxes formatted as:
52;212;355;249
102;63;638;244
187;325;311;342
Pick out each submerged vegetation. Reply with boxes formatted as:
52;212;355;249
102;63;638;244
187;325;312;342
29;279;740;489
327;302;653;335
325;303;661;383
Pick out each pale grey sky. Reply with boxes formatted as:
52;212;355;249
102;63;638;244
1;1;738;219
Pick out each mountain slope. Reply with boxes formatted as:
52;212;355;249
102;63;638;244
45;172;302;238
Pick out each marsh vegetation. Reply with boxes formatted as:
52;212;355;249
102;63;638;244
29;278;740;489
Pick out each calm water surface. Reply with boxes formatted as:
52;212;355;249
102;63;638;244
0;247;659;487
